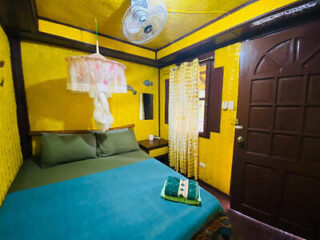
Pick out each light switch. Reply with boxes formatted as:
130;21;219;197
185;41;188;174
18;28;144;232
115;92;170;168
199;162;206;168
222;101;228;110
228;101;234;110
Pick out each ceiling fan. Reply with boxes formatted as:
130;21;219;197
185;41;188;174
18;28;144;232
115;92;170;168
122;0;226;45
122;0;167;45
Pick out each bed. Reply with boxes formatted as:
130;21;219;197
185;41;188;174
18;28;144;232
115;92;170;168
0;127;223;240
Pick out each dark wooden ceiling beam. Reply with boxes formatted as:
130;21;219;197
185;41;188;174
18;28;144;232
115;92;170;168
11;31;158;67
0;0;38;34
9;38;33;159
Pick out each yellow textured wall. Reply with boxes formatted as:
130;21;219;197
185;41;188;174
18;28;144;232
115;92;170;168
198;44;240;195
159;43;241;195
20;41;158;154
0;26;23;205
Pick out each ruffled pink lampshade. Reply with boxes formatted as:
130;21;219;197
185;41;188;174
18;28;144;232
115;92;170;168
66;52;127;97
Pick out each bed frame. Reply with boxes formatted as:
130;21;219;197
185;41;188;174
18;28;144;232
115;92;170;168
29;124;135;136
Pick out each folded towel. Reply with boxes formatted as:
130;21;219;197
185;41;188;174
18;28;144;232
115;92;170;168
161;180;201;206
161;176;201;206
164;176;200;200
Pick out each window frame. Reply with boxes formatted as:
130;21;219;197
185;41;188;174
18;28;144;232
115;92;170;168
165;79;169;124
164;52;222;139
199;59;213;138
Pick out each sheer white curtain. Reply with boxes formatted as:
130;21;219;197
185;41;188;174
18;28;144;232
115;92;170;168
168;59;200;179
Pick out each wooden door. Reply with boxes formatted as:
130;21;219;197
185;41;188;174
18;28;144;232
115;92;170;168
231;20;320;239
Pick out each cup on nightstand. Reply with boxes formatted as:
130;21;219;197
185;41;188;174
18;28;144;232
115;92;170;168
149;134;154;141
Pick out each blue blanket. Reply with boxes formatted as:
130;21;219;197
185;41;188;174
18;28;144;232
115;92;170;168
0;159;222;240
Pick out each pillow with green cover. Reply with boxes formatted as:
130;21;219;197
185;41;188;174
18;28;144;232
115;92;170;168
96;129;140;157
40;133;97;168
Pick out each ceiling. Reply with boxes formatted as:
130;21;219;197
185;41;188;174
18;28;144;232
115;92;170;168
35;0;250;50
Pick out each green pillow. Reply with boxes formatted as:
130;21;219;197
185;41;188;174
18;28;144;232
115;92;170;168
40;133;97;168
96;129;140;157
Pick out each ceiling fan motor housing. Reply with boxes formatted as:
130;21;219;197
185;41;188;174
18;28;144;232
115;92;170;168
131;0;149;22
144;25;153;33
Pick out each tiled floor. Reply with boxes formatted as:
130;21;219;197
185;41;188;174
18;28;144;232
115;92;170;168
198;181;304;240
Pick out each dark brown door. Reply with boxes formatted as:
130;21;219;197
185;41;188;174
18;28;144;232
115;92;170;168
231;20;320;239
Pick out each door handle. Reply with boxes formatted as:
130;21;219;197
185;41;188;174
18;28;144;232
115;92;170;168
237;136;244;144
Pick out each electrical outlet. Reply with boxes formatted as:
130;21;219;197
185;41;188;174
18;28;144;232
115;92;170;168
199;162;206;168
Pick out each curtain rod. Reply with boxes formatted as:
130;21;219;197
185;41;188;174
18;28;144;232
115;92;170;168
199;56;214;63
171;56;214;71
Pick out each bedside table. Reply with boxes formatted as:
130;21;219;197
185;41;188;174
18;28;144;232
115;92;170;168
138;138;168;164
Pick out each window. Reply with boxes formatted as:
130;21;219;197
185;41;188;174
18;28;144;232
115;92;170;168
164;56;224;138
198;59;224;138
198;62;208;134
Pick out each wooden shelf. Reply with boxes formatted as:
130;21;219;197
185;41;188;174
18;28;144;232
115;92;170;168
29;124;135;136
138;138;168;152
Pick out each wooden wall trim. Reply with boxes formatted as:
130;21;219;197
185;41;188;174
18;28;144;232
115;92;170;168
208;67;224;134
164;79;169;125
9;37;32;159
0;0;38;34
29;124;135;136
15;31;158;67
158;68;161;137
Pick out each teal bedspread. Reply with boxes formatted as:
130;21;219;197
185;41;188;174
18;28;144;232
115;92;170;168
0;159;222;240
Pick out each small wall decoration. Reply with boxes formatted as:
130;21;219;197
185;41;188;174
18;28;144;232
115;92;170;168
127;85;137;95
143;80;153;87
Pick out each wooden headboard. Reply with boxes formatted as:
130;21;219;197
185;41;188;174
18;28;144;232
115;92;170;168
29;124;135;136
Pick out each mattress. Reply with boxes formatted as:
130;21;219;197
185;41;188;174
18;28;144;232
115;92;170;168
1;153;222;240
9;150;150;192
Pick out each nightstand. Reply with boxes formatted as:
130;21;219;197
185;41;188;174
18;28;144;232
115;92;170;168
138;138;168;164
